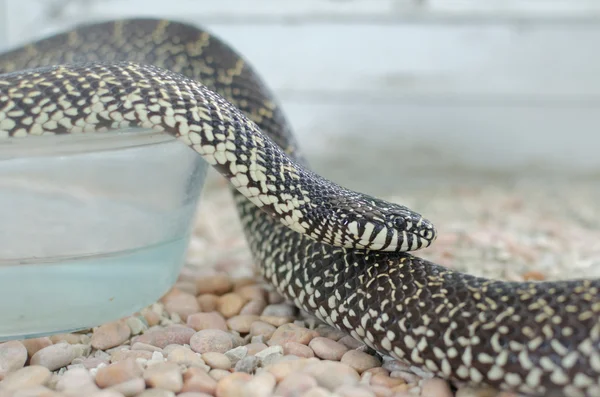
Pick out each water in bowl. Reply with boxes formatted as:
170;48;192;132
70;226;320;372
0;129;208;340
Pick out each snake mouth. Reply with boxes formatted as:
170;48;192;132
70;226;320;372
345;214;437;253
415;220;437;248
397;219;437;252
388;214;437;252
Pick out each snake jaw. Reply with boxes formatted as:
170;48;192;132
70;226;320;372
337;211;437;252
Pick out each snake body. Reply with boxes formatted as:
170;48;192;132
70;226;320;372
0;19;599;397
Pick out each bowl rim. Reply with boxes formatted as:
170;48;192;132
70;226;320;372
0;128;176;158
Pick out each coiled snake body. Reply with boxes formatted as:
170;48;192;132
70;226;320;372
0;19;598;397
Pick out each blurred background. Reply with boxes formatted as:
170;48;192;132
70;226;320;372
1;0;599;195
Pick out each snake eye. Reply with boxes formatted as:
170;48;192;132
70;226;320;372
394;216;412;231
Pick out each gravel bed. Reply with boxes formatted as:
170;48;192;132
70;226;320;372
1;175;599;397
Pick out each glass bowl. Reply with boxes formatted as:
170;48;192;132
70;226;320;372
0;129;207;341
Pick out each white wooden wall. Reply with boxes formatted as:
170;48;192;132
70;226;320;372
1;0;600;188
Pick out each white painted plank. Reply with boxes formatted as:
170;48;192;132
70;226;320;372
209;24;600;100
426;0;600;19
7;0;600;24
285;100;600;186
3;19;600;101
1;0;600;175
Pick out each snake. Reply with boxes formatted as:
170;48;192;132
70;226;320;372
0;19;598;397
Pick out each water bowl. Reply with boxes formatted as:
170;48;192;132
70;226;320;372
0;129;208;341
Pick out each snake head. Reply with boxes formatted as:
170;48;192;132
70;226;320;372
324;193;437;252
385;209;437;252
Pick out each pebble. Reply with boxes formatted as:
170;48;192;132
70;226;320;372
303;361;360;390
30;343;75;371
144;362;183;392
190;330;234;354
215;372;252;397
181;367;217;394
187;312;228;332
266;357;315;381
73;356;110;369
268;324;318;347
91;321;131;350
370;374;406;388
110;349;153;363
254;346;284;363
421;378;453;397
95;358;143;388
236;285;266;301
196;274;233;296
49;334;82;345
162;345;181;356
315;325;348;342
196;295;219;312
368;385;394;397
71;343;91;359
230;333;244;348
0;341;27;377
125;316;148;336
283;342;314;358
249;321;276;340
20;338;53;359
108;378;146;396
166;346;206;368
336;385;377;397
247;372;277;397
390;371;419;384
455;385;499;397
132;342;163;353
261;354;285;368
178;393;213;397
262;303;297;317
136;389;176;397
162;289;200;321
1;385;64;397
224;346;247;366
233;277;256;290
175;281;198;295
134;325;196;348
259;315;294;327
245;342;268;356
240;299;267;316
341;351;381;373
227;315;259;333
201;352;231;370
301;387;333;397
381;358;410;373
274;373;318;397
55;367;99;395
267;291;284;304
0;365;51;390
209;369;231;381
251;335;265;344
309;337;348;361
362;368;390;387
148;351;167;365
234;355;259;373
338;336;365;351
141;308;161;327
217;293;246;318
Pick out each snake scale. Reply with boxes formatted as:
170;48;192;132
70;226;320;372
0;19;598;397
